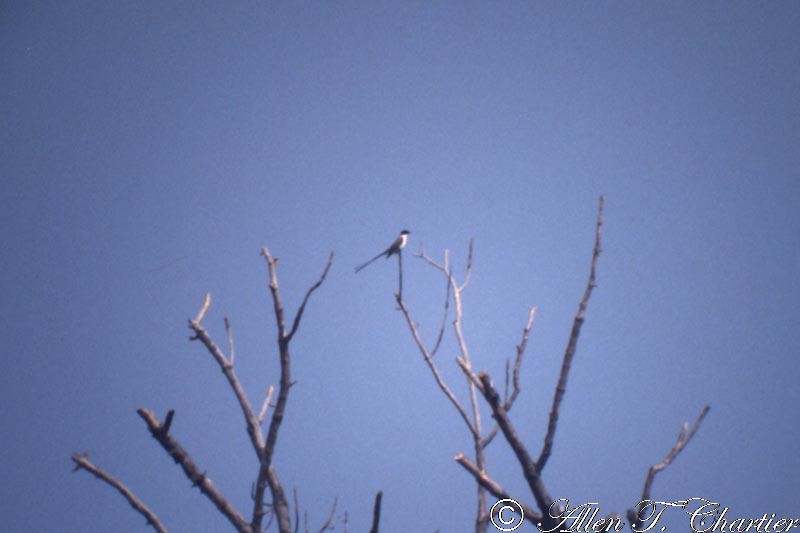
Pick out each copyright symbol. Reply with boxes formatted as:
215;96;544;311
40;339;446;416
490;498;524;531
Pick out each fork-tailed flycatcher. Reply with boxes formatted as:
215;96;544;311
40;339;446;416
355;230;410;273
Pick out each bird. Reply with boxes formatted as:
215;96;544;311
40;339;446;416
355;230;410;273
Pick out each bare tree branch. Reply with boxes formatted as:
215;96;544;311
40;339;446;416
194;292;211;323
627;405;711;528
415;242;443;269
413;245;450;358
258;385;276;426
162;409;175;435
77;247;332;533
71;453;168;533
454;357;486;393
188;296;264;456
225;316;235;365
454;454;542;523
396;295;477;435
397;249;403;300
537;195;604;471
317;497;338;532
430;258;451;358
261;465;291;533
286;251;334;342
482;306;537;449
369;491;383;533
261;247;288;337
459;239;474;291
450;240;482;440
476;373;556;528
256;247;333;533
413;244;484;440
507;306;536;411
503;359;510;405
136;408;253;533
264;506;275;531
406;241;493;533
293;488;300;533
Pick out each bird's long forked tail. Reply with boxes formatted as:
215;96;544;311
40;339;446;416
354;251;385;273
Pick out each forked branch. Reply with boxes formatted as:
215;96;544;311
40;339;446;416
137;408;253;533
395;294;476;435
627;405;711;528
401;241;493;533
255;247;333;533
481;306;537;449
188;295;264;455
75;247;334;533
476;372;555;527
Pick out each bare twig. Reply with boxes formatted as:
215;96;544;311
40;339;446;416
537;196;604;471
71;453;168;533
264;507;275;531
396;296;476;435
188;302;264;457
627;405;711;528
415;243;444;270
458;239;474;291
293;488;300;533
369;491;383;533
224;317;235;365
258;385;276;426
508;307;536;411
317;497;338;532
137;408;253;533
162;409;175;435
417;242;483;439
503;359;510;404
430;257;451;358
286;251;334;342
454;454;542;523
397;249;403;300
194;293;211;323
482;306;537;449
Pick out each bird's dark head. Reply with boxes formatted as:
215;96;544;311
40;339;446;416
401;229;410;235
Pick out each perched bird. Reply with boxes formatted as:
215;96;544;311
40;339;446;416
355;230;410;273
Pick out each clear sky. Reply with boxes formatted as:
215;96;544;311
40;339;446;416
2;2;798;532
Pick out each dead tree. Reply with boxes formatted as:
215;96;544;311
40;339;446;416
397;196;709;531
72;247;374;533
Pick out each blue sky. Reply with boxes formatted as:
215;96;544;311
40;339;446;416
2;2;798;532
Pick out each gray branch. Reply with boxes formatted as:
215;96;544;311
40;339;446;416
71;453;168;533
537;196;604;471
